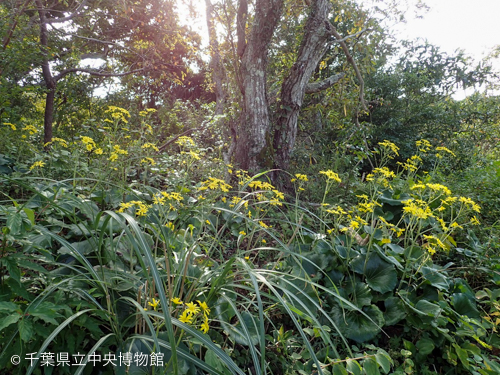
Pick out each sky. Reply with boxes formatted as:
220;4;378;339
396;0;500;61
394;0;500;97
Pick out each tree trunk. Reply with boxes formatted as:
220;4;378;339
233;0;284;172
36;0;56;147
205;0;225;116
272;0;333;172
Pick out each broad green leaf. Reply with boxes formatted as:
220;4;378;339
1;258;21;284
451;293;479;319
332;363;348;375
332;304;385;343
420;266;449;290
362;357;380;375
0;313;21;331
416;337;435;356
415;300;441;317
346;359;362;375
386;243;405;254
6;211;23;235
351;253;397;293
453;344;470;369
345;281;372;309
0;301;20;312
18;318;34;342
23;207;35;226
375;351;392;374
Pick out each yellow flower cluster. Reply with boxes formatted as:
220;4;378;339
175;136;195;147
378;217;405;237
397;155;422;172
81;136;96;152
3;122;16;131
172;298;210;334
199;177;232;193
29;160;45;171
291;174;308;182
141;142;159;152
109;144;128;162
141;157;156;165
117;200;151;216
411;183;452;196
44;137;68;148
319;170;342;183
106;106;131;123
378;140;400;157
402;199;433;220
22;125;38;135
435;146;455;158
138;108;157;117
416;139;432;153
423;234;447;255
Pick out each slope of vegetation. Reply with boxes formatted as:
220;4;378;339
1;0;500;374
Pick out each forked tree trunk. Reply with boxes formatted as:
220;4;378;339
233;0;346;175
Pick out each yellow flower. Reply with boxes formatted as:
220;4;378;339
470;216;480;225
3;122;16;130
199;177;232;192
135;204;149;216
239;231;246;236
95;148;103;155
179;309;194;324
244;256;250;260
148;298;160;310
259;221;270;229
423;234;447;255
141;142;160;152
459;197;481;213
165;222;175;231
108;153;118;162
141;157;156;165
29;161;45;171
200;316;209;334
175;136;195;147
435;146;455;157
262;239;266;244
294;173;308;182
118;202;133;212
319;170;342;183
426;183;452;196
171;297;183;305
402;199;433;220
86;143;93;151
381;238;391;245
349;220;360;230
185;302;200;315
197;300;210;315
416;139;432;152
378;140;400;156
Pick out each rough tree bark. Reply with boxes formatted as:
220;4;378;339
272;0;339;173
230;0;354;175
233;0;284;172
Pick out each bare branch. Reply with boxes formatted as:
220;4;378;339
53;67;144;81
305;72;345;94
236;0;248;58
327;20;368;112
45;0;88;24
